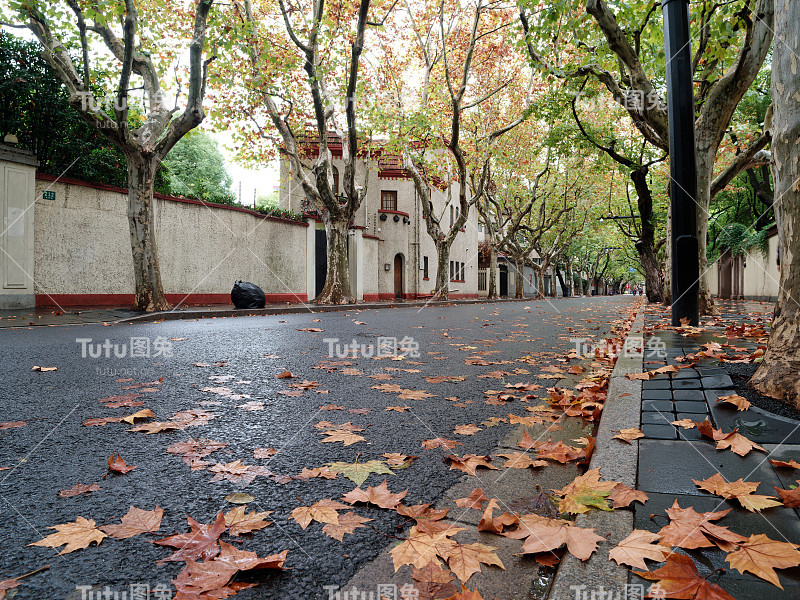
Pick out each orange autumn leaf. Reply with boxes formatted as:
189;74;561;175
725;534;800;588
774;480;800;508
634;553;736;599
28;516;106;554
693;473;781;512
100;506;163;539
612;428;645;443
341;480;407;509
656;501;746;550
223;506;273;536
108;452;136;474
608;530;669;569
716;393;751;411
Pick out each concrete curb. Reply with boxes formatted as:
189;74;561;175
116;296;569;324
545;305;645;599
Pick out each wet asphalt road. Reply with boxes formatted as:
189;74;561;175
0;296;635;599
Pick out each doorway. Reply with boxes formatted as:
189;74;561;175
499;265;508;297
394;254;404;299
315;229;327;297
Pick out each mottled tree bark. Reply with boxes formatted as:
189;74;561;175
751;0;800;407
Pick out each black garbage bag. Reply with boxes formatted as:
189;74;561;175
231;280;266;309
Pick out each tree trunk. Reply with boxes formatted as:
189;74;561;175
315;217;355;304
533;264;545;299
695;147;716;314
514;260;524;299
751;0;800;407
567;263;574;297
555;266;569;297
126;153;170;312
663;197;673;305
487;244;498;299
433;240;450;300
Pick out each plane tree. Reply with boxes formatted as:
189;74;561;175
2;0;218;311
519;0;774;313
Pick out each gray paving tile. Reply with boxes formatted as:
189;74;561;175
641;423;678;440
642;379;670;390
673;389;705;401
701;375;735;389
638;439;779;496
642;412;676;426
674;400;709;414
642;399;674;412
642;389;673;401
672;378;702;390
672;368;700;379
707;391;800;444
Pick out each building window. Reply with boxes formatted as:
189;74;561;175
381;190;397;211
478;269;487;291
460;262;465;281
449;260;454;280
332;166;339;195
423;256;429;279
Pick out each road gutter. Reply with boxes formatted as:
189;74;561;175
545;305;645;599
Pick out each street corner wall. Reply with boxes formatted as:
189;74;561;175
34;177;134;299
154;198;308;302
362;235;380;299
743;234;780;301
33;176;310;306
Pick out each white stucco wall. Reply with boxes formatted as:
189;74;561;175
34;177;309;301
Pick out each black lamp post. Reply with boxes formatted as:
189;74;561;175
663;0;700;326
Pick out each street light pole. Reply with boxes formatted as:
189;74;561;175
662;0;700;326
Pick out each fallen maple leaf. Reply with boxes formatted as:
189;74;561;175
422;437;462;451
322;511;371;541
608;483;648;508
551;468;618;514
441;542;505;583
445;454;499;476
775;480;800;507
725;533;800;588
693;473;781;512
290;499;349;529
58;482;100;498
121;408;155;424
455;489;489;510
107;452;136;474
254;447;279;459
153;512;226;563
411;561;459;599
390;531;458;571
454;424;482;436
634;553;735;599
29;516;106;554
382;452;418;469
494;452;547;470
716;393;751;411
100;506;163;539
276;370;295;379
327;460;393;486
612;428;645;443
478;499;519;533
297;466;338;480
608;530;669;569
223;506;273;536
342;480;408;509
657;501;746;550
208;460;272;485
769;459;800;469
505;514;603;561
319;429;365;446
